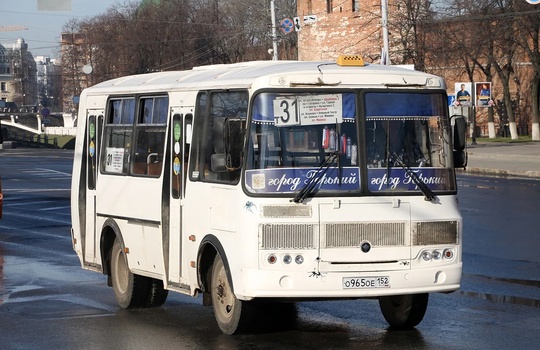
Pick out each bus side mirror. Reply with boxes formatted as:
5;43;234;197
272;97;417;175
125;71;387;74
451;115;467;168
211;118;245;172
0;121;3;144
210;153;228;172
224;118;245;155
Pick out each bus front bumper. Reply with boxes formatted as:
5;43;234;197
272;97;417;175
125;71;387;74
233;263;462;300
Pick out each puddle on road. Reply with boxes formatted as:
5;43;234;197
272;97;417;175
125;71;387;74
461;184;497;190
1;298;114;319
471;274;540;288
460;290;540;308
461;273;540;308
0;251;110;318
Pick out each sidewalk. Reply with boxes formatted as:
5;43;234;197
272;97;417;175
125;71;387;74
461;141;540;178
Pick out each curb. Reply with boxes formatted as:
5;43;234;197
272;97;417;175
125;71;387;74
459;167;540;179
468;152;538;161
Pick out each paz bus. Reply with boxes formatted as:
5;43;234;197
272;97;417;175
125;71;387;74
70;56;468;334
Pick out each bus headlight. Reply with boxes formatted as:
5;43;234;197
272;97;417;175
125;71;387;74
283;254;292;264
295;255;304;264
422;251;432;261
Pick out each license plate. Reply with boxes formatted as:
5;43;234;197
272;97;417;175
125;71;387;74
342;276;390;289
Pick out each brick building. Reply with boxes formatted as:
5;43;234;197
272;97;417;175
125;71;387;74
297;0;386;62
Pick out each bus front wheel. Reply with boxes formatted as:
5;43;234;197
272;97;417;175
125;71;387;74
378;293;429;329
210;254;257;334
110;237;149;308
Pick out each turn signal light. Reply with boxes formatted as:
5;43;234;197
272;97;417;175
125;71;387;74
267;254;277;264
443;249;454;260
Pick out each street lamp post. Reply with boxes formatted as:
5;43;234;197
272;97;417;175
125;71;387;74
381;0;390;65
270;0;278;61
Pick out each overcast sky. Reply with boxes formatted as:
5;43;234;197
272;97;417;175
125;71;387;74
0;0;135;58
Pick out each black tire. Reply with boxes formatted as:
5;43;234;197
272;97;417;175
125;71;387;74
210;254;258;335
146;278;169;307
110;237;149;308
379;293;429;330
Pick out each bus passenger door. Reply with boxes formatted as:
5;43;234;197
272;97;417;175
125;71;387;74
168;108;193;285
84;110;104;264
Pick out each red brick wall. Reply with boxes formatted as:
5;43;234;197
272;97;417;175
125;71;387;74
297;0;384;62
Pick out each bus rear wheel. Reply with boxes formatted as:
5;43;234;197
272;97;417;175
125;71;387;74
110;237;149;308
210;254;257;335
378;293;429;330
146;278;168;307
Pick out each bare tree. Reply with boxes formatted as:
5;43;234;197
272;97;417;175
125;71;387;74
450;0;498;138
488;1;520;140
390;0;437;70
59;0;297;90
431;0;521;140
275;0;298;60
513;0;540;141
61;19;88;114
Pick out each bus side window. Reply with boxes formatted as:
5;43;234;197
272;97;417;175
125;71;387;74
202;91;247;183
172;113;192;199
188;91;208;182
101;98;135;175
132;96;168;176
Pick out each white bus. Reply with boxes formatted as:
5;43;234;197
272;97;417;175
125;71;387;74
71;56;468;334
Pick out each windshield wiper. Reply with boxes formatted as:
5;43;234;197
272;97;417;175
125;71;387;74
291;151;339;203
391;152;436;202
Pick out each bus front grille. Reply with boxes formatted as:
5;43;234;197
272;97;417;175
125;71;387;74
412;221;459;245
258;221;458;250
259;224;316;249
323;222;407;248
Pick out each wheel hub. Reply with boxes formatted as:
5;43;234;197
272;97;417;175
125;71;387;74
217;283;225;300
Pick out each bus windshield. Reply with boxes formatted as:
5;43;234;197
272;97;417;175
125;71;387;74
244;90;455;196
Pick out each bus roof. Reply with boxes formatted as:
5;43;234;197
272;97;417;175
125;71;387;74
85;60;445;94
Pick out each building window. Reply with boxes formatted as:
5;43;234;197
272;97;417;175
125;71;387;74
327;0;333;13
1;82;6;92
352;0;360;12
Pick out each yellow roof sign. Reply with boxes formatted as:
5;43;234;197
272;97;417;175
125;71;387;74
337;55;365;67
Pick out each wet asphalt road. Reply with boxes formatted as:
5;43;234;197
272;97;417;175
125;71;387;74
0;148;539;349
